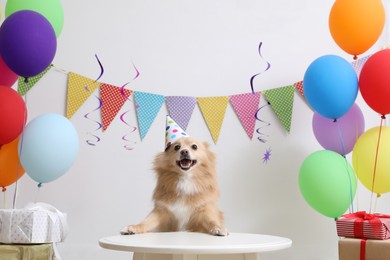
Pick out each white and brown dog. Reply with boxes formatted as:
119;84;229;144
120;135;227;236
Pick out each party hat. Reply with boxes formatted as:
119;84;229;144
165;115;189;150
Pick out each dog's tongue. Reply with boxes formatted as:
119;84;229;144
180;159;192;169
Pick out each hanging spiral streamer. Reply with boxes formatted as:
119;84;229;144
120;63;140;150
84;88;103;146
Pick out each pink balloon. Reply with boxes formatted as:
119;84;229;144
312;103;365;155
0;55;18;87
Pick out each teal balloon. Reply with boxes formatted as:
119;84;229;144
5;0;64;37
299;150;356;218
303;55;358;119
19;113;79;184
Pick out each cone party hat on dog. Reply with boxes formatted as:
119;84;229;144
165;115;189;150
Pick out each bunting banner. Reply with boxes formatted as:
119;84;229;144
21;51;374;146
165;96;197;130
66;72;101;119
229;93;261;140
263;85;295;133
100;83;133;131
133;91;165;140
17;65;52;96
197;96;230;144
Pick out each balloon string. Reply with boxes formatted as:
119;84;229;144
250;42;271;94
3;188;6;209
120;63;140;150
369;115;386;213
34;183;42;203
335;119;347;156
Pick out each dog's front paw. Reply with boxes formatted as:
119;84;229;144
120;225;137;235
210;226;229;236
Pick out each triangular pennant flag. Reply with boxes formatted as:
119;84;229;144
66;72;101;119
262;85;295;133
134;91;165;140
17;65;51;96
293;81;304;96
165;96;197;131
100;84;133;131
351;55;370;77
229;93;260;140
197;96;229;144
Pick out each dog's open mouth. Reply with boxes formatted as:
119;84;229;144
176;159;197;171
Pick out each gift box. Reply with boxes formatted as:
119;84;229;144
0;203;68;244
336;211;390;240
0;243;54;260
339;238;390;260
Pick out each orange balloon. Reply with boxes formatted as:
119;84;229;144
329;0;385;57
0;136;25;188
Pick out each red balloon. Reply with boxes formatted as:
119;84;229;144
0;86;27;146
0;55;18;87
359;49;390;115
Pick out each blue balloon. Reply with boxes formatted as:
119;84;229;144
303;55;358;119
19;113;79;184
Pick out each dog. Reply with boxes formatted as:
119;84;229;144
120;136;228;236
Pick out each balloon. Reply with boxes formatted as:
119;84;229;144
0;86;27;146
19;113;79;184
299;150;357;218
5;0;64;38
359;49;390;115
0;55;18;87
303;55;358;119
312;103;365;155
329;0;385;57
352;126;390;194
0;136;25;189
0;10;57;78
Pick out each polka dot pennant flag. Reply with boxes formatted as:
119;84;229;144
66;72;101;119
100;83;133;131
17;65;51;96
197;96;229;144
293;81;304;97
165;115;189;150
134;91;165;140
262;85;295;133
229;93;261;140
351;54;370;77
165;96;197;131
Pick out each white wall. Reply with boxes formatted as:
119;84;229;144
4;0;390;259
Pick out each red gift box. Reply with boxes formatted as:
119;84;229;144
336;211;390;240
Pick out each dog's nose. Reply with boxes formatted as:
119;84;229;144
181;149;189;156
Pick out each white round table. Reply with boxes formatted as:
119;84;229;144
99;232;292;260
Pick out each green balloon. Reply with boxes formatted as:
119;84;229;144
299;150;356;218
5;0;64;38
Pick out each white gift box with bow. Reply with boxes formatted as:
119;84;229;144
0;202;68;244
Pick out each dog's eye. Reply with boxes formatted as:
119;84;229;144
191;144;198;150
174;145;181;151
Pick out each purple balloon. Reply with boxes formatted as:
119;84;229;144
0;10;56;78
312;103;365;155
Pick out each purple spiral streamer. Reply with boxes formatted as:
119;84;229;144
120;63;140;150
84;87;103;146
250;42;271;94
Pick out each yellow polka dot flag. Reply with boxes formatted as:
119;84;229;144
66;72;101;119
263;85;295;133
197;96;229;144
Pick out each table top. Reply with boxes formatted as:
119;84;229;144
99;232;292;254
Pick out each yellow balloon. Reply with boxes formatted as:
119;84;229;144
352;126;390;194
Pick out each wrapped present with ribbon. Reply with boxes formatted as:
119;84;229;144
0;202;68;244
339;238;390;260
336;211;390;240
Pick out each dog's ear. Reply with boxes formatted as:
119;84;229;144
164;143;171;152
202;141;210;149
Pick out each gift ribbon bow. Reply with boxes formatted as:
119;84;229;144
343;211;390;238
